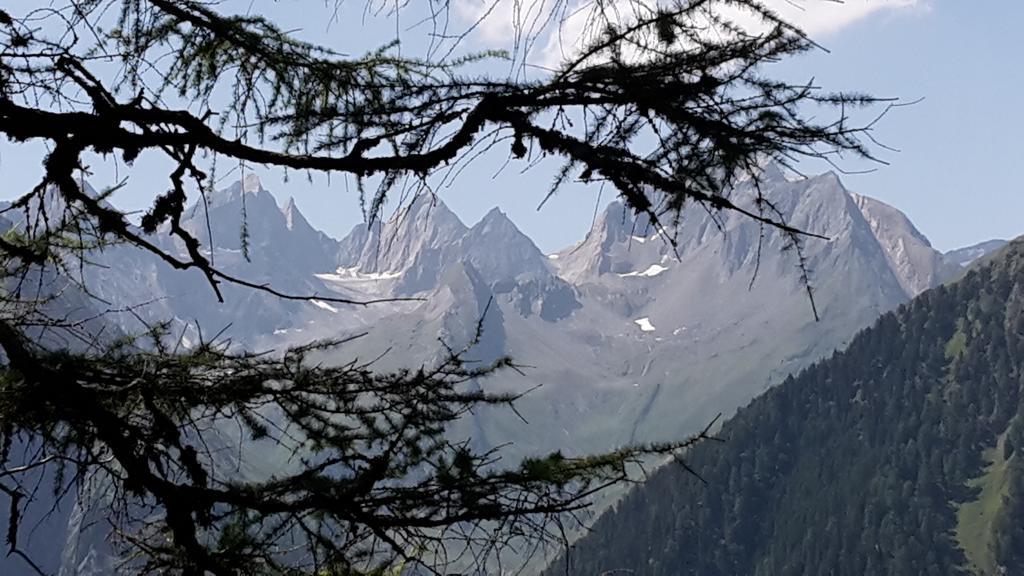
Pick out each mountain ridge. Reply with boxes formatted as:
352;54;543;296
547;237;1024;576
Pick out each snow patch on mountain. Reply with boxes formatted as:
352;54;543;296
634;317;656;331
619;264;669;278
317;268;404;282
311;300;339;313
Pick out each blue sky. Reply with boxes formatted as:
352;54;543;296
1;1;1020;253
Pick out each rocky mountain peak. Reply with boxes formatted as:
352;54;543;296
281;196;309;232
397;192;466;233
848;191;953;297
175;177;340;293
555;168;959;304
202;174;279;214
339;194;468;284
242;173;263;194
475;206;514;231
461;207;551;283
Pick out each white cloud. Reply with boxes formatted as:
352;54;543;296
453;0;518;47
454;0;926;69
755;0;925;37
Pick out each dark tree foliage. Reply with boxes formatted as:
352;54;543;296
0;1;891;574
550;241;1024;576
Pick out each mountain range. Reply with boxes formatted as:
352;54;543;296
170;166;997;459
0;167;1006;575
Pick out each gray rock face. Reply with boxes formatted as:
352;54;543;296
849;191;957;296
459;207;550;282
338;194;468;295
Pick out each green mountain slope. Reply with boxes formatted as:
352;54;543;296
548;240;1024;576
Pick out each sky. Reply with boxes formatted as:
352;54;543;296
1;0;1021;254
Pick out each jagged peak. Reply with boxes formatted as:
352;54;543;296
242;173;263;194
458;206;550;284
470;206;522;235
378;192;463;229
281;196;302;231
404;191;447;215
369;194;468;247
816;170;844;188
733;159;791;186
757;161;789;183
202;176;278;211
845;188;949;297
479;206;507;222
849;191;933;247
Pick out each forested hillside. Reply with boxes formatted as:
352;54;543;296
551;240;1024;576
